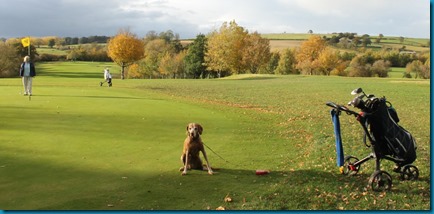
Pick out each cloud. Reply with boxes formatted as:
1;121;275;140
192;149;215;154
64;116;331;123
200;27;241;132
273;0;428;36
0;0;429;39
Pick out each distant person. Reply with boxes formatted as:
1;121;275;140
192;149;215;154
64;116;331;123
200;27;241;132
100;68;112;87
19;56;36;96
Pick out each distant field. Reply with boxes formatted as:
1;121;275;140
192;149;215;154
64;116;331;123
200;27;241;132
262;33;324;40
379;37;429;46
381;43;430;52
389;67;407;78
37;46;70;55
262;33;429;43
262;33;430;53
269;40;303;52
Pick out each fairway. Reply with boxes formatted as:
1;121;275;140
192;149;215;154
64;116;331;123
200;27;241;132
0;62;430;210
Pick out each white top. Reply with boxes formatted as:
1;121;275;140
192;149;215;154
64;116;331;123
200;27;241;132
104;69;112;79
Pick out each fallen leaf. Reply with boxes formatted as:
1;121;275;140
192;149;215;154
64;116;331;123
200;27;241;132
224;193;233;202
216;206;225;210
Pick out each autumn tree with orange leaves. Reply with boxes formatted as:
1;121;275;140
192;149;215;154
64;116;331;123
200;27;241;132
295;35;327;75
205;21;271;77
242;32;271;74
107;29;144;79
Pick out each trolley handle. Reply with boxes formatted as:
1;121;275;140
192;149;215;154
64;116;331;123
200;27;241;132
326;101;359;116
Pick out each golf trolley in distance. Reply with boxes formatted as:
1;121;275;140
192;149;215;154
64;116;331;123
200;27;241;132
326;88;419;191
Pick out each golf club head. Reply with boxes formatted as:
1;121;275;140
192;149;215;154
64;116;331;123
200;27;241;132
349;97;365;109
351;88;363;95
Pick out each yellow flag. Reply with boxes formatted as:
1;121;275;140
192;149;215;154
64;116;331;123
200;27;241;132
21;37;30;47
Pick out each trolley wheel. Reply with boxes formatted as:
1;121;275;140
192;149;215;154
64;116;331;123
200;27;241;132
369;170;392;192
400;165;419;181
342;156;360;175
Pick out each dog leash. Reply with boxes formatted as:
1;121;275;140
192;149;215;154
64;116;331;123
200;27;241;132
203;142;237;167
204;142;264;171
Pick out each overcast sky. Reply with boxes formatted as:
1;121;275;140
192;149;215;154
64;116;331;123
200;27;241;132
0;0;430;39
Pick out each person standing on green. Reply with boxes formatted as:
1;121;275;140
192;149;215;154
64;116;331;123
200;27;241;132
19;56;36;96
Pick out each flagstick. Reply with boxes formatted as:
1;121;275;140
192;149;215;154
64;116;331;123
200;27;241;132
27;36;31;101
28;36;30;56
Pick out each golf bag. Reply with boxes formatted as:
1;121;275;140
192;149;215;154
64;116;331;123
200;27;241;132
363;97;417;167
326;88;419;191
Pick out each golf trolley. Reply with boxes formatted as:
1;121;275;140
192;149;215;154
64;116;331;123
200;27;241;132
326;88;418;191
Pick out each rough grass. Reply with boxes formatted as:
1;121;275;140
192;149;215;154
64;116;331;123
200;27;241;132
0;62;430;210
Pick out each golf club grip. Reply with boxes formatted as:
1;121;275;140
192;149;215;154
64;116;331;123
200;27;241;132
326;102;359;116
326;102;338;108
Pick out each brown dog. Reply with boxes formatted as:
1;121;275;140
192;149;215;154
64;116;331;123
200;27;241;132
180;123;213;175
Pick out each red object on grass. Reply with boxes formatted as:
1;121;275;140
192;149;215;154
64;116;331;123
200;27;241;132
256;170;270;175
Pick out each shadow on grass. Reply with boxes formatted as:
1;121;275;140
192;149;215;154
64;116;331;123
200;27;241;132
1;144;428;210
35;94;158;100
224;76;278;81
0;143;323;209
236;76;278;81
39;72;102;79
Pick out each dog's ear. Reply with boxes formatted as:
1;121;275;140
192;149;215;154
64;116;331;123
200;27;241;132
198;124;203;135
186;124;190;135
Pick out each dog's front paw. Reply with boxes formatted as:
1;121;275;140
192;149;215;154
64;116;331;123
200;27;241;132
208;170;214;175
181;171;187;176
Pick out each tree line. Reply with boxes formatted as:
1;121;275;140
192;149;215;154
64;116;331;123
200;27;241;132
107;21;429;79
0;21;430;79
